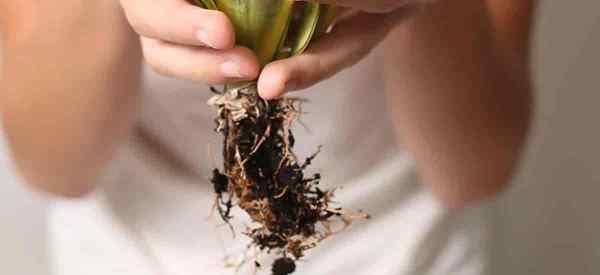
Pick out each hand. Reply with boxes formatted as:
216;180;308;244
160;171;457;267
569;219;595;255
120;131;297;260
257;1;435;99
120;0;261;84
119;0;433;99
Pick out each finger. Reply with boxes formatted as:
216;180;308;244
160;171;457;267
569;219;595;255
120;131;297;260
121;0;235;49
142;37;260;84
258;9;415;99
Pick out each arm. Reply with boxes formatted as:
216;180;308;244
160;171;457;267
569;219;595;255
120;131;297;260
252;0;534;209
382;0;535;209
0;1;142;197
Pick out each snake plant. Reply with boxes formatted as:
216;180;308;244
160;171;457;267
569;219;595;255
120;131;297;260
195;2;368;275
195;0;338;65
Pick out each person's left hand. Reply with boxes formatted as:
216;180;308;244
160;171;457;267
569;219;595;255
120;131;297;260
257;0;436;99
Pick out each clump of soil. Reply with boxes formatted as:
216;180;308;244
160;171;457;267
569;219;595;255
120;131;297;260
208;83;368;274
272;257;296;275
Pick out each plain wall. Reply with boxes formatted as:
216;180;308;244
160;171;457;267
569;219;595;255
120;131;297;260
1;1;600;275
492;2;600;275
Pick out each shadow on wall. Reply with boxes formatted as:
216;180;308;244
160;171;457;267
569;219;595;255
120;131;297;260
493;2;600;275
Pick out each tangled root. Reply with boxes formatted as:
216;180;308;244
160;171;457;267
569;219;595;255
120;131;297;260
208;83;368;274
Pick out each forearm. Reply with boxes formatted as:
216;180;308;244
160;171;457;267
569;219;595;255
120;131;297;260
383;1;532;209
0;1;142;197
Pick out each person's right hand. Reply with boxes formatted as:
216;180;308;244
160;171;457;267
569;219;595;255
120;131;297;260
120;0;260;84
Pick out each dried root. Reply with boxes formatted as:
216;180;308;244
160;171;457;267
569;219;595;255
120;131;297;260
208;83;368;274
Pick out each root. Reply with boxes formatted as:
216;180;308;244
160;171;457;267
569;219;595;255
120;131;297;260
207;82;366;274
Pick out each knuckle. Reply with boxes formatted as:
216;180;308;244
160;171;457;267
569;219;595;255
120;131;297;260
207;11;236;45
147;60;171;77
141;42;173;77
122;1;174;40
145;57;171;77
125;11;154;37
210;11;232;30
120;2;149;33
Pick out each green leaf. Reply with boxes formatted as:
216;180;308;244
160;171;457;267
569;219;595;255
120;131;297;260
195;0;217;10
290;2;321;56
215;0;295;66
274;16;293;60
315;4;339;37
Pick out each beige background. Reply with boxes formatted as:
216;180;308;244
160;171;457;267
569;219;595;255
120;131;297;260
1;1;600;274
492;1;600;274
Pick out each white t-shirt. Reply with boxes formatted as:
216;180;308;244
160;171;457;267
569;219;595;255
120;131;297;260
41;49;491;275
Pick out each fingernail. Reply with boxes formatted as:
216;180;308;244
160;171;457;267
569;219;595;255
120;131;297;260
195;29;217;48
221;61;244;78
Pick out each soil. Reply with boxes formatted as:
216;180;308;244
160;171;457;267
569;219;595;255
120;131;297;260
208;83;367;274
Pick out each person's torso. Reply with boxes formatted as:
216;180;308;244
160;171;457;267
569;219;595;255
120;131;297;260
49;49;492;275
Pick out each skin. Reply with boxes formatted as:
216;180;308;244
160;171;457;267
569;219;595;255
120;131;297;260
382;1;534;209
0;0;534;209
0;1;142;197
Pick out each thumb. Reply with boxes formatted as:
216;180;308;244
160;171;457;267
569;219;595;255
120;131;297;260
257;9;414;99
